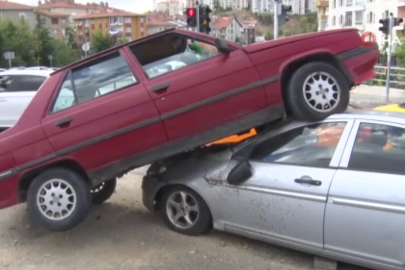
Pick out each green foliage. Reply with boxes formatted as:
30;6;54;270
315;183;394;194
90;31;114;53
394;37;405;67
90;31;128;53
265;32;274;40
0;18;81;68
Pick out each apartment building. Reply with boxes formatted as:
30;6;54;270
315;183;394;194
73;11;147;44
156;0;181;15
38;0;116;19
0;0;36;26
326;0;401;45
212;16;243;41
147;17;177;34
37;10;69;40
251;0;274;13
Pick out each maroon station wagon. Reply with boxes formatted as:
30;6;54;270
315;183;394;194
0;28;378;231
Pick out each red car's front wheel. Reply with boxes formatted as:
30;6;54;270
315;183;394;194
286;61;350;121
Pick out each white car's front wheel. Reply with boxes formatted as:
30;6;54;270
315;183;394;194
160;186;212;236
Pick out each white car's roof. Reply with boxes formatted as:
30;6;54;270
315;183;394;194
328;109;405;124
0;69;52;77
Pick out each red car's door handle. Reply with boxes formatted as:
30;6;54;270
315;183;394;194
151;82;170;92
55;116;73;127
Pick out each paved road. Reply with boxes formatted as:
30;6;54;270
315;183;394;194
0;168;369;270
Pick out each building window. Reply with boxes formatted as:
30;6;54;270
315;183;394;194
125;27;131;33
99;19;103;23
366;12;374;23
346;0;352;5
339;0;344;5
124;17;131;23
332;16;336;25
339;15;344;25
355;11;363;25
85;19;89;26
51;18;58;24
140;17;144;23
383;10;389;19
19;12;27;19
333;0;336;8
52;29;60;35
140;27;144;32
345;11;352;26
90;19;95;24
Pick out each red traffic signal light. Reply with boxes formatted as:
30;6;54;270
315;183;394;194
186;8;196;17
186;8;197;27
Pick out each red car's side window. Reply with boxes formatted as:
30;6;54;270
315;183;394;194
50;51;138;114
127;33;222;79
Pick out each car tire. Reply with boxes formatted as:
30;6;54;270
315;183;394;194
286;61;350;121
91;178;117;204
160;185;211;236
27;167;91;232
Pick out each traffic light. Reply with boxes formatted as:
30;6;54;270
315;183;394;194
379;18;389;35
199;5;212;34
281;4;292;13
394;17;404;26
186;8;197;28
278;4;292;26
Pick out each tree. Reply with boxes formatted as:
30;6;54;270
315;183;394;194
33;12;54;66
90;31;113;53
52;39;81;67
0;20;36;67
65;25;77;48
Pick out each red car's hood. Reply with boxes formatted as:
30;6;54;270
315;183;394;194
243;28;359;54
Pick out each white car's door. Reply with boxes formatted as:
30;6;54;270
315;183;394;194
213;120;354;249
325;119;405;268
0;74;47;127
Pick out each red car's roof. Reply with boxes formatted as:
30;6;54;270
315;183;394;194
52;28;242;75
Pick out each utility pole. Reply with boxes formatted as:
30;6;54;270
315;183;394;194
195;1;200;32
385;12;394;103
273;1;279;39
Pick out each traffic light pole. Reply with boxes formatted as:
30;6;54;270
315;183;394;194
386;12;394;103
274;1;279;39
195;1;200;32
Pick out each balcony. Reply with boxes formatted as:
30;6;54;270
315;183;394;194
316;0;329;8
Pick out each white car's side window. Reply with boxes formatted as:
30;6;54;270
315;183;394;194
348;122;405;174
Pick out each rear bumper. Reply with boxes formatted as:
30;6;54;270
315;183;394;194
337;44;379;86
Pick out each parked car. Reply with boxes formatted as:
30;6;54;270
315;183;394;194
0;28;378;231
25;66;50;70
143;110;405;270
0;69;53;130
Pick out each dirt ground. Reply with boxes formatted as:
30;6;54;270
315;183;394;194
0;167;367;270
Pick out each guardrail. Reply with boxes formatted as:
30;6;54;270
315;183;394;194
363;65;405;89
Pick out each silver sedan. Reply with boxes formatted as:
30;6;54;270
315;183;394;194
142;110;405;270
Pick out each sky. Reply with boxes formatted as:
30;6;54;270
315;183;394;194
13;0;154;13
